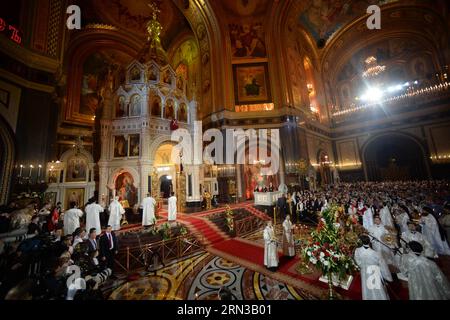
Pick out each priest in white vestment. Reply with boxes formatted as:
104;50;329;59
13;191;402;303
141;193;156;226
282;215;295;257
85;200;104;234
401;221;436;258
108;196;125;231
379;203;394;228
354;235;392;300
367;216;396;266
400;241;450;300
168;192;177;221
362;204;374;229
263;221;279;270
420;210;450;255
63;202;84;236
395;210;409;234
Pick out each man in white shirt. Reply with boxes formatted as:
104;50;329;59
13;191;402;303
63;202;84;236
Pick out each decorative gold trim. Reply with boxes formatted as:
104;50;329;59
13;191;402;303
84;23;118;31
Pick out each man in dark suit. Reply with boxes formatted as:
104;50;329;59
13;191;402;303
276;194;287;220
86;228;98;254
99;225;118;276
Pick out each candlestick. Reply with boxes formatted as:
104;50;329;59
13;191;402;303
273;207;276;226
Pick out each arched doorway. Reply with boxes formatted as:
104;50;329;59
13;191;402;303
159;175;173;198
364;134;428;181
153;142;178;199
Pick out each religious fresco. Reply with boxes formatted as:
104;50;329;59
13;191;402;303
115;172;138;207
114;135;128;158
65;188;84;209
129;134;140;157
116;96;127;118
298;0;398;43
233;63;271;104
66;156;87;182
93;0;191;49
171;39;200;100
229;22;266;59
79;53;110;117
129;95;141;116
178;103;188;122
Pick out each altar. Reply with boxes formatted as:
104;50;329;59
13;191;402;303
253;191;282;206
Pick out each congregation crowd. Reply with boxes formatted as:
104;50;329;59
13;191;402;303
272;180;450;299
1;180;450;300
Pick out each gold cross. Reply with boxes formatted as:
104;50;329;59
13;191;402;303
148;2;161;17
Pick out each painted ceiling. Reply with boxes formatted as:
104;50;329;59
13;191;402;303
91;0;192;50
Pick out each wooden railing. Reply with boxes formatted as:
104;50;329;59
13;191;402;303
234;214;265;237
114;234;205;273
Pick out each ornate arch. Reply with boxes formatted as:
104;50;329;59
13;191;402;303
107;166;141;190
147;134;175;163
361;131;431;180
63;29;141;124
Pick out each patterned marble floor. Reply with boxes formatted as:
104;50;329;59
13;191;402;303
108;253;318;300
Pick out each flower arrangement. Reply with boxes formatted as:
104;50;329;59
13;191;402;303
301;204;357;291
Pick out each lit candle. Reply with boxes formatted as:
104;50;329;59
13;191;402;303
19;164;23;176
38;165;42;180
273;207;276;226
29;165;33;177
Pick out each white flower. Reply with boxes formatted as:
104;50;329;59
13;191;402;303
310;258;317;264
323;260;330;266
307;251;312;256
319;252;325;258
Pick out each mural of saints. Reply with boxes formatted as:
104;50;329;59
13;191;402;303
115;172;138;207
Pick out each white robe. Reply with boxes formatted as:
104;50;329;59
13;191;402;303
142;196;156;226
401;230;436;258
168;196;177;221
108;200;125;231
63;208;84;235
400;252;450;300
368;224;396;266
362;207;374;229
347;205;357;216
263;226;279;268
379;206;394;228
85;203;103;234
282;219;295;257
396;212;409;234
421;215;450;255
354;246;392;300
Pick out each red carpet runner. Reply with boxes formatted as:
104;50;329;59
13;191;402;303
209;238;409;300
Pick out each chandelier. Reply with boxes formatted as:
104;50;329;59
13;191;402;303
362;56;386;78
